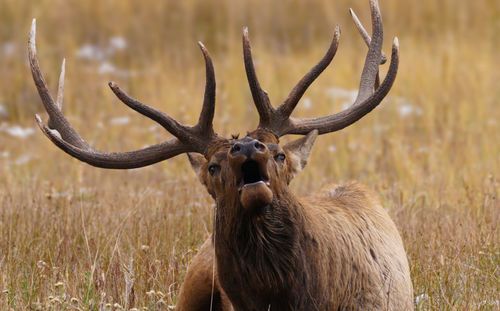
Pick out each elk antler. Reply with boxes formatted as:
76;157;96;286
29;19;219;169
244;0;399;137
243;25;340;136
349;7;386;90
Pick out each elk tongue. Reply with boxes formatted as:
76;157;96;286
240;181;273;210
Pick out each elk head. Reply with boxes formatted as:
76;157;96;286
29;0;398;213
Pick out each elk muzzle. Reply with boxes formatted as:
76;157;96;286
228;139;273;210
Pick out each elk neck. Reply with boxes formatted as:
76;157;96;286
213;187;321;307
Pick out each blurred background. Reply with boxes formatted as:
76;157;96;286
0;0;498;309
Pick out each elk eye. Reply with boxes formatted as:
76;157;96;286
208;164;220;176
275;153;286;163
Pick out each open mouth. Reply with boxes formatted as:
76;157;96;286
238;160;270;191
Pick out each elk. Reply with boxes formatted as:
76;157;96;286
29;0;413;309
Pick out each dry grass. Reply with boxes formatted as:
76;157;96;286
0;0;499;310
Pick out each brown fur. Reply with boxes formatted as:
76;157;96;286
179;131;413;311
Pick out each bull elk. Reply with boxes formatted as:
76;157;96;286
29;0;413;309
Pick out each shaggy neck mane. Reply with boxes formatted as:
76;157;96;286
214;189;318;309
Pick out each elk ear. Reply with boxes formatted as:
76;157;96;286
283;130;318;176
187;153;206;181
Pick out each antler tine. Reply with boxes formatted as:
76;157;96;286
196;42;216;135
108;42;217;144
108;82;194;143
243;27;275;126
349;8;387;65
353;0;384;105
30;19;219;169
29;19;88;149
285;37;399;135
56;58;65;111
349;7;386;90
278;25;340;119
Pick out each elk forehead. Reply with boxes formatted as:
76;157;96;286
246;129;279;144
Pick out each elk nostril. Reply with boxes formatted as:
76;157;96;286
254;142;265;151
231;144;241;154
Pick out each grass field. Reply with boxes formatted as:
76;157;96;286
0;0;499;309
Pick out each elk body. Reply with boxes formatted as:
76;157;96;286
29;0;413;310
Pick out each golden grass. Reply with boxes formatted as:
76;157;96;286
0;0;498;309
